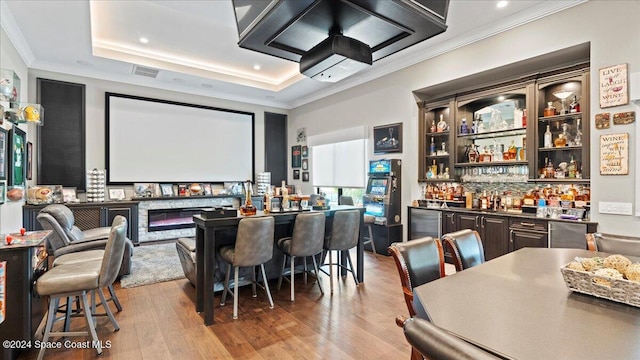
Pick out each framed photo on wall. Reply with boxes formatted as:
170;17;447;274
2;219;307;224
62;187;77;202
292;145;302;168
302;159;308;170
302;146;308;158
302;172;309;182
0;127;7;181
373;123;402;154
293;169;300;180
8;126;26;187
0;181;5;204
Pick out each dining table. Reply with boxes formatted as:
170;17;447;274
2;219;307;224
193;205;365;325
413;247;640;360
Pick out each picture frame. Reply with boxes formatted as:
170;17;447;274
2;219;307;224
599;63;628;109
133;183;157;197
0;181;5;204
291;145;302;168
302;146;308;158
8;126;26;187
600;133;629;175
203;183;212;195
373;122;403;154
160;183;174;197
108;188;126;201
62;187;77;203
0;128;7;181
302;159;309;170
26;141;32;180
178;184;188;197
302;172;309;182
293;169;300;180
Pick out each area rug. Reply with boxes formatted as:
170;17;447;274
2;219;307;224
119;242;185;288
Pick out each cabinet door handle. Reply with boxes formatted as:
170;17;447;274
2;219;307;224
481;216;486;229
510;229;514;243
451;214;455;225
520;222;536;227
475;216;479;229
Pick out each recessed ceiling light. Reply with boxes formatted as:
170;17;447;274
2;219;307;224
253;65;261;70
498;96;505;101
201;84;213;88
497;1;508;8
139;37;149;44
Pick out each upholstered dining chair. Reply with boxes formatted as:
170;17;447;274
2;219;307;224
395;316;501;360
442;229;485;272
586;233;640;257
277;212;326;301
37;204;134;276
388;237;445;318
321;209;361;293
35;215;128;360
339;195;377;258
220;216;275;319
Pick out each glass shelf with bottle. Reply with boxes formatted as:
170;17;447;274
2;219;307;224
424;159;452;181
457;93;527;136
458;164;529;183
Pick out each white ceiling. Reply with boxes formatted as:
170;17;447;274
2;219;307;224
1;0;584;109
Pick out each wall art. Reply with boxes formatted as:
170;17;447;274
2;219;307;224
373;122;402;154
8;126;25;187
291;145;302;168
600;133;628;175
599;63;628;108
613;111;635;125
595;113;610;129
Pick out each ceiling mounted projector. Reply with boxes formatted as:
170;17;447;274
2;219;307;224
299;34;372;82
232;0;449;82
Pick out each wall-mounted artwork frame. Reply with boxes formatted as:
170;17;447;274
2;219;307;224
302;172;309;182
599;63;628;109
600;133;628;175
8;126;26;187
160;183;174;197
373;122;402;154
108;188;126;201
293;169;300;180
0;181;5;204
291;145;302;168
0;127;7;181
302;159;309;170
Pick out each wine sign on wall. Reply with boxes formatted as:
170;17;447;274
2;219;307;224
599;133;629;175
599;63;628;109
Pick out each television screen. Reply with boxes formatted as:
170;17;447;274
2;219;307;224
369;160;391;174
368;178;388;195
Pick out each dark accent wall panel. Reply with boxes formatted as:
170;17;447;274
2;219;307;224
264;112;287;185
36;78;86;190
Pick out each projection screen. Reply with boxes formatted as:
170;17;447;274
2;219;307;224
106;93;254;184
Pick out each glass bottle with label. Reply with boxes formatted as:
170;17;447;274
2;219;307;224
437;114;447;132
574;118;583;146
431;160;438;178
544;125;553;148
430;137;436;155
468;144;478;163
569;96;580;113
430;120;437;133
281;180;289;210
544;102;556;117
460;118;469;134
554;133;567;147
568;156;577;178
508;140;517;160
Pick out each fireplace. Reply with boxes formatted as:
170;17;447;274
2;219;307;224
147;208;203;232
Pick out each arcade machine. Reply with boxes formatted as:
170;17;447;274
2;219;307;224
362;159;402;255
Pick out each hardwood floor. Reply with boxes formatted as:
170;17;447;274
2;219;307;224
19;251;418;360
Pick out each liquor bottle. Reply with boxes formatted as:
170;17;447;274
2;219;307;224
508;140;517;160
460;118;469;134
492;191;501;211
477;119;485;133
471;117;477;134
280;180;289;210
513;106;523;129
431;160;438;178
430;137;436;155
544;158;555;179
437;114;448;132
468;145;478;163
569;96;580;113
522;109;527;127
441;142;447;155
240;180;257;216
481;190;488;210
430;120;437;133
568;156;577;178
544;102;556;117
554;133;567;147
544;125;553;148
263;186;272;213
443;167;450;180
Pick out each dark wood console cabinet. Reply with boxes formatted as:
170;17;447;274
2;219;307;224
23;202;139;244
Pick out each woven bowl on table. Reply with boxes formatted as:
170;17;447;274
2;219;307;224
561;264;640;307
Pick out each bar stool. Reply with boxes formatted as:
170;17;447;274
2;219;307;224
321;209;361;293
339;196;377;258
276;212;326;301
220;216;275;319
35;216;128;360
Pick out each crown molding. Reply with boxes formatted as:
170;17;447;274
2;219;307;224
0;0;35;66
